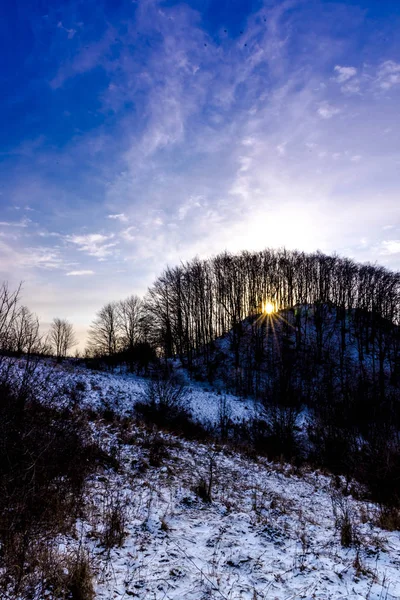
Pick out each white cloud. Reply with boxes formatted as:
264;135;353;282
107;213;128;222
57;21;77;40
178;196;203;220
0;218;31;228
341;79;360;95
334;65;357;83
38;231;62;238
50;27;116;89
276;142;287;156
26;249;65;269
66;270;95;276
376;61;400;90
317;102;340;119
381;240;400;255
121;226;136;242
67;233;117;259
0;240;67;272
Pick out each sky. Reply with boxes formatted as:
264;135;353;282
1;0;400;347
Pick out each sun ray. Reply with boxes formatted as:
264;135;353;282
261;300;275;315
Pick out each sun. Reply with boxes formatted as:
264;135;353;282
262;301;275;315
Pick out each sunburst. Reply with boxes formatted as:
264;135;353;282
262;301;275;315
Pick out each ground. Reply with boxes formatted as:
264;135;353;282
6;359;400;599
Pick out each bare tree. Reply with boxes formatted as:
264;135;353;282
117;295;144;371
87;302;119;358
0;283;22;352
49;318;77;361
118;295;143;351
11;306;41;356
0;283;49;420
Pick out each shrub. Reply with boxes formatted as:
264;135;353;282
142;373;189;410
0;376;100;595
100;492;128;549
193;478;211;503
376;506;400;531
65;550;95;600
145;433;170;467
218;394;232;441
135;374;208;440
331;492;357;548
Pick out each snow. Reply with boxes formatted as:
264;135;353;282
5;358;400;599
7;358;257;426
85;425;400;600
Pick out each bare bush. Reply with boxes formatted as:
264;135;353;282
143;432;170;467
331;492;358;547
376;506;400;531
100;491;128;549
0;378;100;595
65;549;95;600
143;373;189;410
192;449;217;503
193;478;212;503
218;394;232;441
136;374;208;440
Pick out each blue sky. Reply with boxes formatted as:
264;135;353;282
1;0;400;345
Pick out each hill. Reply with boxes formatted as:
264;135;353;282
1;357;400;600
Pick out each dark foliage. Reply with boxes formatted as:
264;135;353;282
0;379;101;595
143;250;400;387
135;374;208;441
193;479;212;503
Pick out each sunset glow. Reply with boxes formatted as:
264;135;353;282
262;301;275;315
1;3;400;597
0;0;399;347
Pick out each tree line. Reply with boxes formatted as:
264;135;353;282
142;249;400;365
0;283;77;361
2;249;399;376
84;249;400;381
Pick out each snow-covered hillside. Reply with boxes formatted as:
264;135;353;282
83;424;400;600
18;358;258;426
11;359;399;600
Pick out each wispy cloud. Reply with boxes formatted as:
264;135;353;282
336;60;400;95
381;240;400;255
107;213;128;222
0;218;32;228
50;26;117;89
57;21;77;40
2;0;400;341
334;65;357;83
0;239;67;272
375;61;400;91
67;233;117;259
317;102;341;119
25;248;66;270
177;197;203;221
66;270;95;276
